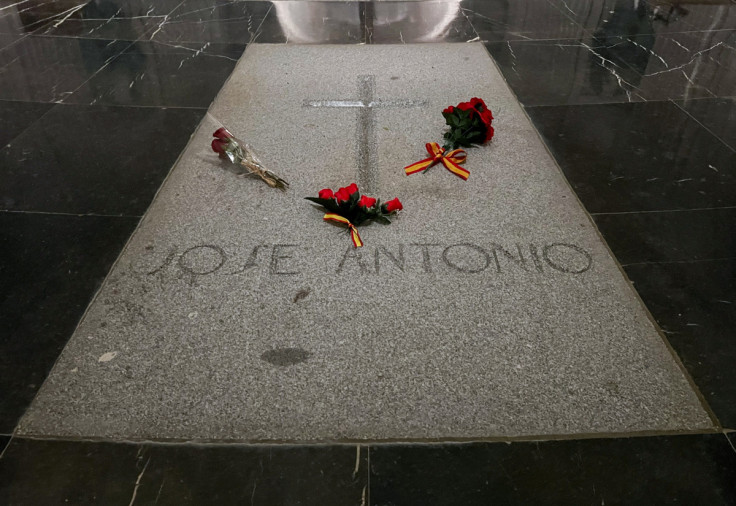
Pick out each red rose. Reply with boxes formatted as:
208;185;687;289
335;187;351;202
335;183;359;202
211;138;228;157
383;198;403;213
455;98;488;119
318;188;334;200
359;195;377;209
335;188;350;202
469;97;487;111
479;109;494;142
457;100;475;113
213;127;233;140
443;105;455;114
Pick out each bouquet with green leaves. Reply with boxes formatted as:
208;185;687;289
305;183;403;247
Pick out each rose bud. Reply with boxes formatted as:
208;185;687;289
442;105;455;114
211;138;229;158
213;127;233;140
346;183;359;195
383;198;403;213
358;195;377;209
318;188;334;200
335;187;352;202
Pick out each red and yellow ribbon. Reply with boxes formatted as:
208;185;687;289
404;142;469;180
324;213;363;248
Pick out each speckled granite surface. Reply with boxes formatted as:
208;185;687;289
18;44;712;441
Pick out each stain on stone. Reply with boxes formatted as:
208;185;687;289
293;288;310;303
605;381;621;395
261;348;312;366
98;351;118;363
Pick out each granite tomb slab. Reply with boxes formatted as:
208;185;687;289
18;43;713;441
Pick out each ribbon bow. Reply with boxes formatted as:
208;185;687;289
404;142;469;180
323;214;363;248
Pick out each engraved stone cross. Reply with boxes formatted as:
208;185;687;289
303;75;428;194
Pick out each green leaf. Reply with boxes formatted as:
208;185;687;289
348;191;360;206
466;130;483;142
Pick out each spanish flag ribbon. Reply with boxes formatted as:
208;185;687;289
404;142;470;180
323;213;363;248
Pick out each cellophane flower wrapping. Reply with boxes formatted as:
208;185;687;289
210;124;288;191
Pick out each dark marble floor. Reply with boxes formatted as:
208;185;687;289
1;0;735;504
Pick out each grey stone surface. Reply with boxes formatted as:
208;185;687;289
303;74;428;194
19;44;712;441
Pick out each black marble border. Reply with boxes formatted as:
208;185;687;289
0;434;734;505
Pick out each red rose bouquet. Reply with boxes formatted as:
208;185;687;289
442;97;494;149
305;183;403;248
211;126;289;191
405;97;494;181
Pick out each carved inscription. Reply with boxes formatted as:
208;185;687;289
337;242;592;275
144;242;592;278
